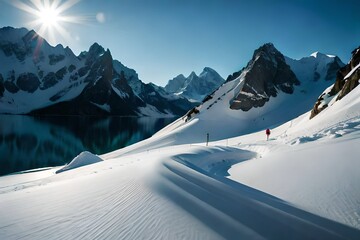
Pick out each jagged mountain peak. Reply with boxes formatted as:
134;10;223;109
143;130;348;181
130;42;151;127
310;51;336;59
254;42;278;55
229;43;299;111
0;26;29;43
175;73;186;79
165;68;224;102
79;42;107;60
200;67;220;77
251;43;285;67
88;42;106;56
188;71;198;79
0;27;194;116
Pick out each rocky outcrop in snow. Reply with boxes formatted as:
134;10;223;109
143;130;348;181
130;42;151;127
229;43;300;111
310;46;360;119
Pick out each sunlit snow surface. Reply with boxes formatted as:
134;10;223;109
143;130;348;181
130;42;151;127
1;65;360;239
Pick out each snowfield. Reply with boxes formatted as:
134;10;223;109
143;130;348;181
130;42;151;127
1;72;360;238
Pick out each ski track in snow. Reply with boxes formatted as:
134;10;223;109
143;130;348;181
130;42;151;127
157;155;359;239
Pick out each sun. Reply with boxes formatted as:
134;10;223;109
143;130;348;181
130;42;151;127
37;5;60;27
11;0;84;45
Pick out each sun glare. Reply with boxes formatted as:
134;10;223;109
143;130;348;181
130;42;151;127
38;6;60;27
11;0;84;45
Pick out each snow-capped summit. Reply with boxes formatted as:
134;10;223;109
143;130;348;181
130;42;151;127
0;27;193;116
310;51;336;58
286;51;344;84
310;45;360;118
164;67;225;102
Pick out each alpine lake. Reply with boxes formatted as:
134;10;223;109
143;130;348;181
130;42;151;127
0;115;176;176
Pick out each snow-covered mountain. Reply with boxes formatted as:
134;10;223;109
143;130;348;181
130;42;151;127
0;27;194;116
310;45;360;118
1;40;359;239
164;67;225;102
158;43;345;143
1;45;359;239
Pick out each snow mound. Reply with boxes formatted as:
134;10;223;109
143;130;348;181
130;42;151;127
56;151;103;174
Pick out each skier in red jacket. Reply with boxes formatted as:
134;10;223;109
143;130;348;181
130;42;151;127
266;128;271;141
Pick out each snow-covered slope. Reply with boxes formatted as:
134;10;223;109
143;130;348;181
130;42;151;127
152;43;344;144
1;64;359;239
0;27;193;116
1;39;359;239
165;67;225;102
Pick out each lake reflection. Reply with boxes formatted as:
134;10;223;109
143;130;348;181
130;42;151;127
0;115;175;176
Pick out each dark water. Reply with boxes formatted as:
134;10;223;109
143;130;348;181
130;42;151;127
0;115;176;176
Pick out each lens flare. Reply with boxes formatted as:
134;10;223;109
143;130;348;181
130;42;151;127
11;0;85;45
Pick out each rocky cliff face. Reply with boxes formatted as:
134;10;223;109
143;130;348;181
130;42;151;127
0;27;193;116
310;46;360;119
229;43;300;111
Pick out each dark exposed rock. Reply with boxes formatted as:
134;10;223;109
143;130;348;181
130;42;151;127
40;72;58;90
16;73;40;93
55;67;67;80
78;66;89;77
70;73;79;82
0;43;27;61
230;43;299;111
68;64;76;73
4;81;19;93
226;69;243;82
49;54;65;65
113;70;133;97
49;86;72;102
85;43;105;67
0;43;14;56
184;107;200;122
337;66;359;100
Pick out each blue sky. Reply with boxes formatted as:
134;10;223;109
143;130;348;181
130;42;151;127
0;0;359;86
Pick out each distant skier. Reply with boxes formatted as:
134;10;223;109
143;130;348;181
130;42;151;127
266;128;271;141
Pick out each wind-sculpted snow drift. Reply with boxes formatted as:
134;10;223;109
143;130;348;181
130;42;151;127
56;151;103;174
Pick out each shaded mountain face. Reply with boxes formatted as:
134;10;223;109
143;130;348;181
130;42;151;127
310;46;360;119
164;67;225;102
112;60;196;116
229;43;300;111
0;27;193;116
